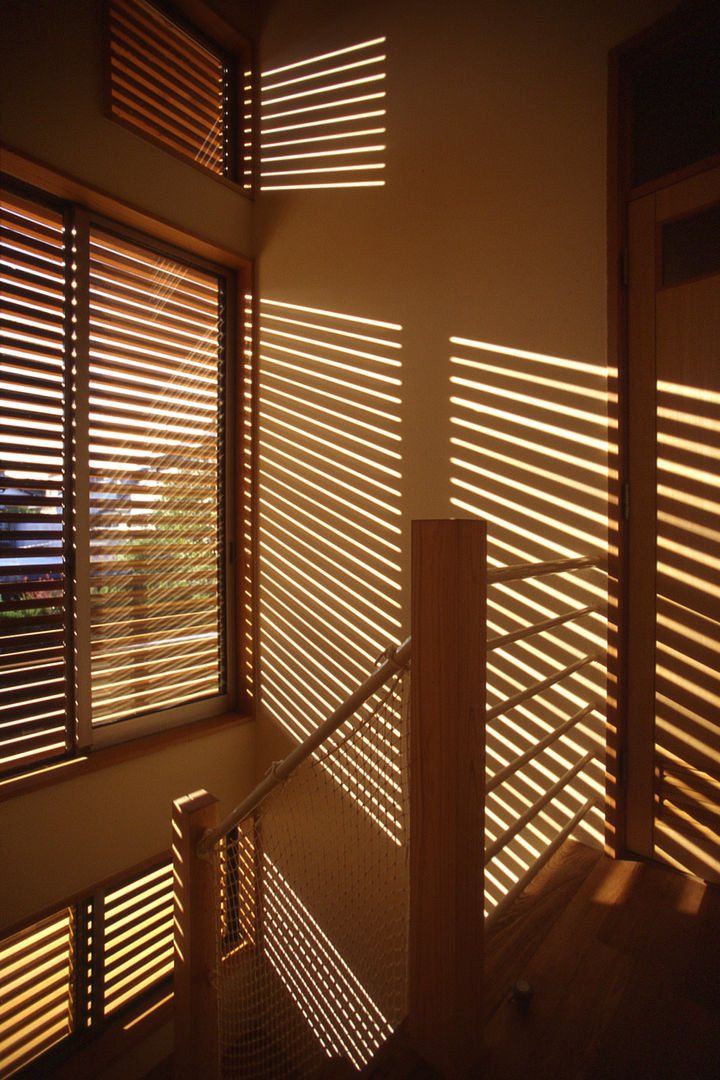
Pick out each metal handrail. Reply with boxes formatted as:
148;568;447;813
196;636;411;858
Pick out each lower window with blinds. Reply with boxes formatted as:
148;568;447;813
0;859;174;1080
0;180;236;777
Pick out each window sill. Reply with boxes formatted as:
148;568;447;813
0;710;252;805
42;986;173;1080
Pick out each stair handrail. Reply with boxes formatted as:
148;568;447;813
196;636;412;858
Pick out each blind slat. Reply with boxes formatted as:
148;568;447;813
87;226;224;726
1;187;70;779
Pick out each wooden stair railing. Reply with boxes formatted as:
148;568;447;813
173;518;487;1079
407;518;486;1078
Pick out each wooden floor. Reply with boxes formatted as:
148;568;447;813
482;839;720;1080
146;841;720;1080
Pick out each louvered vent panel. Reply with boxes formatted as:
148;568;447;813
108;0;229;177
87;228;225;725
0;909;75;1080
0;189;70;776
102;862;174;1016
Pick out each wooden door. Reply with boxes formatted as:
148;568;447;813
625;166;720;884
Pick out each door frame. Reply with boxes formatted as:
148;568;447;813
606;0;720;858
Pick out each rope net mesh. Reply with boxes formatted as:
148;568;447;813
212;666;409;1078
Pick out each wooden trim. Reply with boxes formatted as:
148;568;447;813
230;271;251;714
0;849;170;942
605;35;628;858
0;710;251;805
0;145;253;276
408;518;486;1079
243;270;261;706
71;208;93;754
172;789;219;1080
624;193;657;859
171;0;254;55
607;0;720;860
629;151;720;202
654;162;720;219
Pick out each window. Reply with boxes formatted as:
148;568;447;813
0;859;174;1079
106;0;253;188
0;181;237;777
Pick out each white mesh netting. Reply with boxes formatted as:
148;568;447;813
212;666;410;1079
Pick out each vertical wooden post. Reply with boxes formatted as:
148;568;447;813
408;518;486;1079
173;789;220;1080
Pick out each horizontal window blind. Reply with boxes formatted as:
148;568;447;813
88;228;225;726
0;189;70;775
108;0;231;178
1;181;231;769
103;862;175;1016
0;859;174;1078
0;909;75;1080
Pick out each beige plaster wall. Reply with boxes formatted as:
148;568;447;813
0;723;255;933
253;0;678;737
255;0;677;520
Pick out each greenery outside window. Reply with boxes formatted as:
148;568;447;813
0;180;238;777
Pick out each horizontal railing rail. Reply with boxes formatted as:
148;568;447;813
484;748;598;866
486;551;605;585
486;701;600;794
484;794;602;930
487;601;604;651
485;651;603;723
483;547;606;924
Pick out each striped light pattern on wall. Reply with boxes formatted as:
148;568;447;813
257;299;403;839
260;39;387;190
449;336;610;915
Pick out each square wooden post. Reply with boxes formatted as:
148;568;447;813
173;789;220;1080
408;518;486;1079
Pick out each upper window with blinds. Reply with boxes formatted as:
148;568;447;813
0;182;234;777
106;0;252;187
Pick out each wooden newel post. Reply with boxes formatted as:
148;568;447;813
408;519;486;1079
173;789;220;1080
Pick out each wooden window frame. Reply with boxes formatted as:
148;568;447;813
103;0;256;194
0;148;255;780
